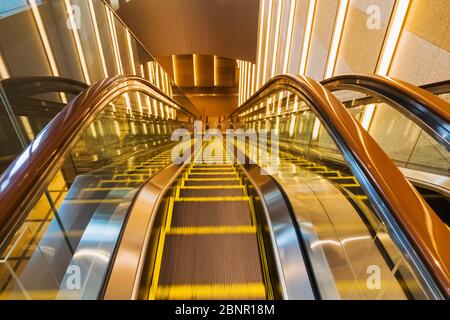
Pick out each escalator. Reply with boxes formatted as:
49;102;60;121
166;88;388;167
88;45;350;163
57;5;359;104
0;73;448;301
146;138;272;300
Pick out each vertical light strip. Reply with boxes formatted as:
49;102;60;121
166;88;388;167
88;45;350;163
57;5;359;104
28;0;67;103
126;30;137;75
361;104;376;130
283;0;296;73
299;0;316;75
87;0;108;78
324;0;349;78
236;60;242;105
64;0;91;85
165;73;170;96
262;0;274;85
251;63;256;95
271;0;283;77
311;118;321;140
0;53;9;79
28;0;59;77
247;63;252;98
377;0;411;76
255;0;266;89
155;64;161;89
106;8;123;74
193;54;199;86
243;62;248;101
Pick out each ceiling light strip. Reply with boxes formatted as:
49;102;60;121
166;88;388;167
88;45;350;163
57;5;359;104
324;0;349;79
376;0;411;76
299;0;316;75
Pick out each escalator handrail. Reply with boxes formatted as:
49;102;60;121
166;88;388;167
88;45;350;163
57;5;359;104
228;74;449;298
322;74;450;149
0;75;197;246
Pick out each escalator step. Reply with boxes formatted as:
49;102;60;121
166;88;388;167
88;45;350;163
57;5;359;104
157;233;264;286
184;179;240;186
179;188;244;197
171;200;252;227
188;173;237;179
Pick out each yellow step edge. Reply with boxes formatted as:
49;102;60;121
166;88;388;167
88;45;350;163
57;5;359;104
63;199;124;204
153;283;266;300
149;197;175;300
185;178;240;181
113;174;150;178
180;186;244;190
340;184;361;188
175;196;249;202
167;225;257;235
80;187;134;191
99;179;146;183
189;168;236;171
188;172;238;175
328;176;357;181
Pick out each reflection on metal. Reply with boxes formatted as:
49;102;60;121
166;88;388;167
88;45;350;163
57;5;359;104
271;0;283;78
235;157;315;299
324;0;349;78
88;0;108;78
104;164;185;299
377;0;411;76
299;0;316;75
283;0;296;74
400;167;450;197
64;0;91;85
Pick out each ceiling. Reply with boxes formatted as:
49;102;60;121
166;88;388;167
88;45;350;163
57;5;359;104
157;54;239;119
112;0;260;62
110;0;259;120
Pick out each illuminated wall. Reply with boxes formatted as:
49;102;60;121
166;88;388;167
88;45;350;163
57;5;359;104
238;0;450;104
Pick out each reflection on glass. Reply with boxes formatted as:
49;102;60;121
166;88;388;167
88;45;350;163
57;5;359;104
237;88;433;299
0;89;189;299
0;0;182;175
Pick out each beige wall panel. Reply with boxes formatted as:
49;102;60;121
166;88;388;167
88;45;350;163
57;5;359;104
335;0;394;75
287;0;309;73
390;31;450;85
404;0;450;51
306;0;338;80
